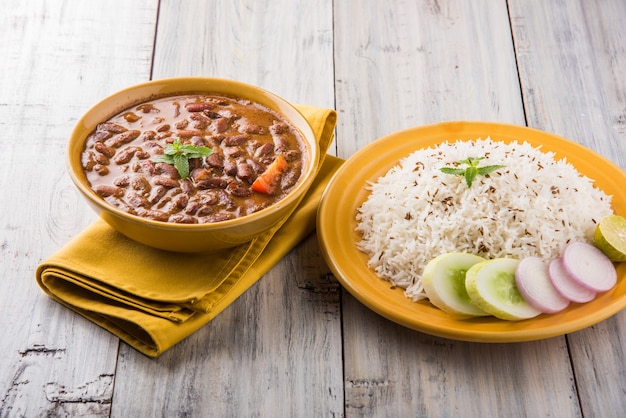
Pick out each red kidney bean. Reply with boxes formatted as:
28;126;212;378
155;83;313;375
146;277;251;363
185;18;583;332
236;162;254;182
283;149;301;162
107;130;141;148
185;103;215;112
273;135;289;152
94;184;123;197
156;123;170;132
155;163;179;178
204;213;235;223
140;130;156;141
148;186;166;204
94;142;115;158
254;142;274;157
177;129;204;138
82;152;97;171
113;175;130;187
172;193;189;209
242;123;266;135
212;117;230;133
246;158;264;174
180;179;194;194
223;161;238;177
136;208;169;222
94;164;109;176
154;196;170;210
190;112;210;129
135;149;150;159
156;131;172;140
169;213;197;224
137;103;158;113
128;193;151;208
135;159;156;176
196;205;215;217
91;130;112;142
196;177;228;189
189;136;206;147
204;110;222;119
113;146;138;164
154;176;179;188
206;153;224;168
143;141;163;154
184;200;200;215
258;155;275;166
217;190;236;209
131;176;151;194
281;169;300;190
224;147;242;158
123;112;141;122
227;182;252;197
98;122;127;133
270;121;289;135
223;134;248;146
190;168;211;182
94;153;110;166
174;119;189;129
198;193;219;206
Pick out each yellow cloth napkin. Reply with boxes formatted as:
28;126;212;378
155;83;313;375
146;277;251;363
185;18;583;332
36;105;342;358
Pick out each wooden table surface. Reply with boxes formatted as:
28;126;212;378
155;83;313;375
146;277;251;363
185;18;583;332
2;0;625;416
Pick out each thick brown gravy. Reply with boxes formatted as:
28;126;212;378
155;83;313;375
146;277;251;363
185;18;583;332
81;94;307;224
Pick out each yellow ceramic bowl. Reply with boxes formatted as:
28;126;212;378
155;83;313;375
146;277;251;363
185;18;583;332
68;77;319;252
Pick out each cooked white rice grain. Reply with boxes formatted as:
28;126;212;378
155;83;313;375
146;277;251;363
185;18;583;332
355;138;613;302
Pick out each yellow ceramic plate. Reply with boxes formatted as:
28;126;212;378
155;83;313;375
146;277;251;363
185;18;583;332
317;121;626;342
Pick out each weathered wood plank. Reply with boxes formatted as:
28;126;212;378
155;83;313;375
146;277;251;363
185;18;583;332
334;0;581;416
0;0;157;416
110;0;342;416
510;1;626;416
510;0;626;170
5;0;625;416
343;296;580;417
334;0;526;158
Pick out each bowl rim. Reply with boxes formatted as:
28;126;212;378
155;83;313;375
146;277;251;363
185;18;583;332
67;76;320;231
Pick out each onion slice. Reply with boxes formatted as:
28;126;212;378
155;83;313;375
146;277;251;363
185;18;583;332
548;257;596;303
515;257;570;313
562;241;617;292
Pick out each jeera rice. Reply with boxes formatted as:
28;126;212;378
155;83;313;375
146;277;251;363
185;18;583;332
355;138;613;302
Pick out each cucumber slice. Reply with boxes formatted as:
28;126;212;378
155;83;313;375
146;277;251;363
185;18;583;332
465;258;541;321
422;252;489;317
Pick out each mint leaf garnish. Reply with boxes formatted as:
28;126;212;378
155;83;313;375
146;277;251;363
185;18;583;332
153;138;212;179
440;156;505;187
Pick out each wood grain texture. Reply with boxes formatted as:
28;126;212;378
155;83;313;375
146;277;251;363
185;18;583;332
2;0;625;416
510;0;626;170
510;0;626;415
0;0;156;416
333;0;526;158
151;0;335;110
343;296;580;417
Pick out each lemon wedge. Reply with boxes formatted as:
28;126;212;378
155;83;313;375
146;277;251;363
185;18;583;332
594;214;626;262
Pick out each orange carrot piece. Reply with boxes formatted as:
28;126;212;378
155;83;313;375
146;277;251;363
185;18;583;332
251;154;288;194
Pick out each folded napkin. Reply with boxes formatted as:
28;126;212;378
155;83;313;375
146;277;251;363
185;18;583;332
36;105;342;358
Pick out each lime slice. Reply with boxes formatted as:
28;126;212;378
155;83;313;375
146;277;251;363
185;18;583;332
594;214;626;262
